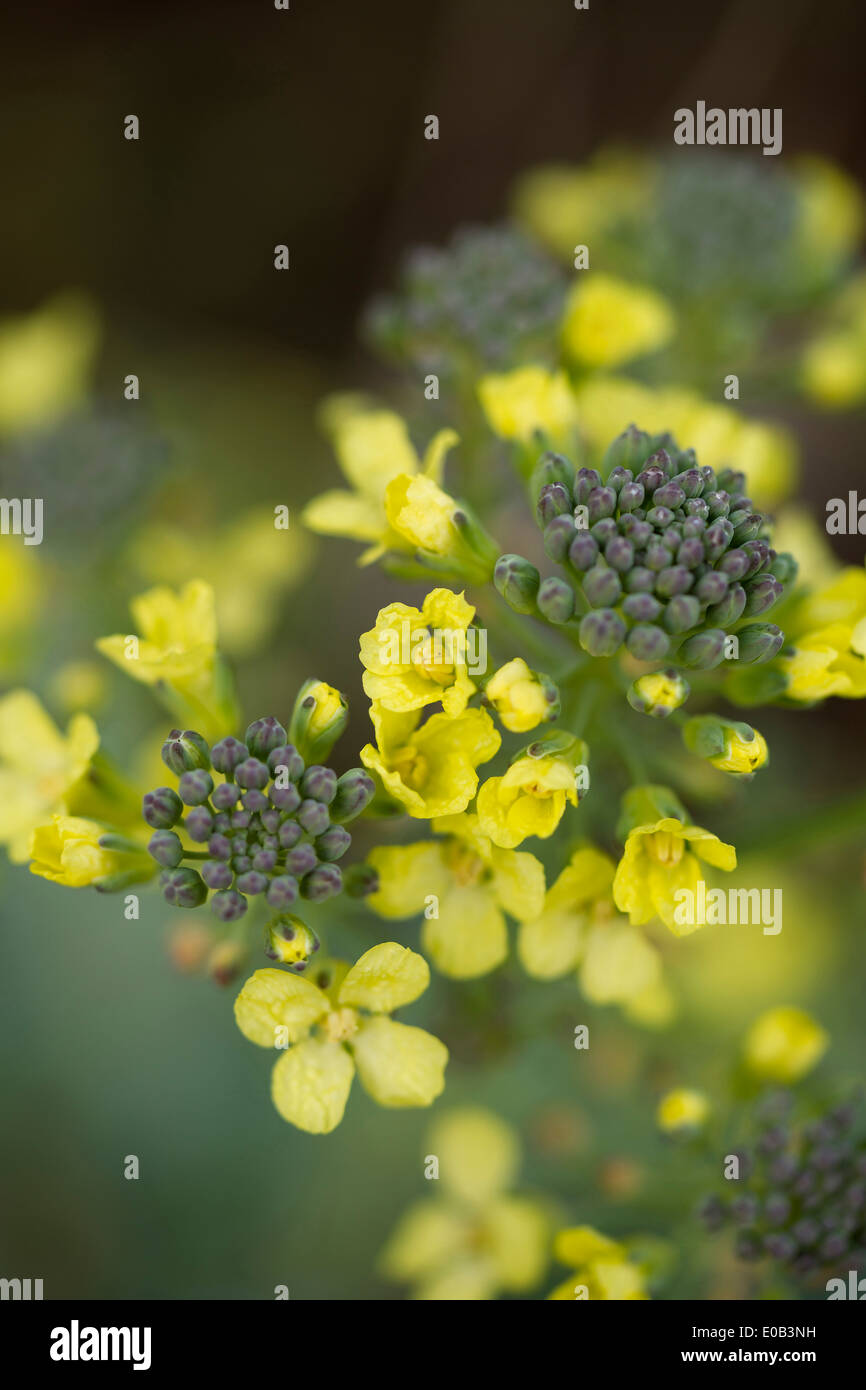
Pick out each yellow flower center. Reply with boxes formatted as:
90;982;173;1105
392;745;429;790
646;831;685;866
410;629;456;686
444;839;487;887
322;1007;359;1043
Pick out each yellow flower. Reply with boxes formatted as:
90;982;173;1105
476;735;585;849
477;366;578;445
802;332;866;407
49;661;107;715
613;795;736;935
360;589;478;718
361;704;500;820
573;375;797;508
383;473;499;584
0;293;99;435
130;509;312;657
484;658;559;733
743;1007;828;1083
548;1226;650;1300
561;275;674;369
301;397;458;564
656;1088;710;1133
29;815;132;888
0;542;42;666
96;580;237;740
511;153;653;262
682;715;769;775
381;1107;551;1299
518;846;662;1008
233;943;448;1133
779;566;866;701
367;813;545;979
793;156;865;269
0;690;100;862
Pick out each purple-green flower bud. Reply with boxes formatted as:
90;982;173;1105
573;467;602;504
655;565;693;598
718;548;751;581
578;608;626;657
673;468;704;498
297;799;330;836
161;866;207;908
625;566;655;593
679;628;727;669
289;680;349;765
278;819;303;849
590;517;618;545
211;736;249;776
646;505;675;529
536;482;572;528
543;514;575;563
743;575;783;617
622;518;652;547
684;499;709;522
602;424;651;474
652;482;686;511
769;552;798;585
212;782;241;810
231;809;252;830
625;624;671;661
201;859;233;890
530;450;576;496
618;480;645;512
148;829;184;868
707;583;746;626
536;577;575;624
267;744;305;780
210;889;248;921
329;768;376;824
636;464;666;494
260;808;281;834
704;520;734;559
644;541;670;572
731;513;763;544
587;486;617;522
663;595;701;633
583;564;622;608
208;833;233;862
704;491;730;519
286;843;318;877
735;623;784;665
242;789;269;813
694;571;729;604
161;729;211;775
300;863;343;902
343;863;380;898
143;786;183;830
252;848;278;873
568;532;599;572
244;717;288;759
677;538;705;569
316;825;352;861
266;875;299;909
235;758;270;790
236;870;269;896
605;536;634;572
185;806;214;842
494;553;540;614
300;765;338;804
623;592;663;622
605;465;633;492
271;783;302;813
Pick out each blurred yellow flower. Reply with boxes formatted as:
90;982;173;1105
130;509;312;657
511;152;653;262
0;541;42;666
0;293;99;435
381;1107;550;1299
779;566;866;701
96;580;237;739
484;657;559;733
0;690;100;862
477;365;578;445
383;473;499;584
743;1006;828;1083
301;396;457;563
367;812;544;979
561;275;674;369
234;943;448;1133
359;588;478;717
360;703;500;820
793;156;865;269
574;375;797;508
802;332;866;407
29;814;137;888
548;1226;650;1300
49;661;108;715
656;1088;710;1133
518;845;663;1010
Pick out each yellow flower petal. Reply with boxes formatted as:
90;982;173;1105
485;1196;550;1291
429;1107;520;1204
422;883;508;979
489;846;546;922
380;1200;470;1281
580;921;661;1003
233;968;329;1048
366;841;451;918
518;908;586;980
270;1037;355;1133
339;941;430;1013
554;1226;625;1267
352;1015;448;1108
